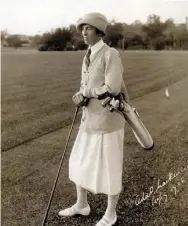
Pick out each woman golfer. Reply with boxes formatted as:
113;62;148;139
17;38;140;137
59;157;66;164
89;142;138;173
59;12;130;225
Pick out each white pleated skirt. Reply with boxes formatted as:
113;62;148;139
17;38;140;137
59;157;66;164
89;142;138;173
69;128;124;195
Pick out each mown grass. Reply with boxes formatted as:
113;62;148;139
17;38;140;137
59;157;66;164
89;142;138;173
2;50;188;152
2;50;188;226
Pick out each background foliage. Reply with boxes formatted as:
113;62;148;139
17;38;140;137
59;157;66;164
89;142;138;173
1;14;188;50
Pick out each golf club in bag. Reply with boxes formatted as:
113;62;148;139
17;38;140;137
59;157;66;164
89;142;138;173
98;92;154;150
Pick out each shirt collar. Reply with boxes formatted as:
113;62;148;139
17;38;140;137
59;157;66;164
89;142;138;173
90;39;104;54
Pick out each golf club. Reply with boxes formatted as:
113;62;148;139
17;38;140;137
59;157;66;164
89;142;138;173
41;106;80;226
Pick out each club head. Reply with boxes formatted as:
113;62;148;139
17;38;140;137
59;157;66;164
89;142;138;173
110;106;115;112
102;97;111;107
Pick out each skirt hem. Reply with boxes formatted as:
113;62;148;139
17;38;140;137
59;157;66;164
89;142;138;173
69;177;123;196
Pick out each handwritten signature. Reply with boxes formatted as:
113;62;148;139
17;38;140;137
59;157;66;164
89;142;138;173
125;164;188;207
151;177;185;206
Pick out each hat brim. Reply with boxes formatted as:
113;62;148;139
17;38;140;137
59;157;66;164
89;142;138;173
76;18;106;36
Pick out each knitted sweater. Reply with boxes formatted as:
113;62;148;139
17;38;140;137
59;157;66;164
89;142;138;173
79;43;125;134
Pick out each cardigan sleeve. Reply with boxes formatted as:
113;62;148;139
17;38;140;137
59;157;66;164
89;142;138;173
83;48;124;98
79;60;86;93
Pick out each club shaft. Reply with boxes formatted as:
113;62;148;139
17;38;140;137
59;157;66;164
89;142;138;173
41;106;80;226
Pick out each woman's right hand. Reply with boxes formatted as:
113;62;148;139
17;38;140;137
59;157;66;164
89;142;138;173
72;91;84;106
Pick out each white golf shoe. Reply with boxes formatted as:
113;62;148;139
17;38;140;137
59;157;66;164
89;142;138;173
58;204;91;217
95;213;117;226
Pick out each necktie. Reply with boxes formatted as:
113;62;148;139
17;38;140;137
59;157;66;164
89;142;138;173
85;48;91;70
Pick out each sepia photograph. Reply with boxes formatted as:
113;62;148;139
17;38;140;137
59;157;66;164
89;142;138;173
1;0;188;225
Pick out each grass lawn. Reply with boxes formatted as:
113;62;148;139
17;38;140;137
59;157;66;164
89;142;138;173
1;50;188;226
2;50;188;152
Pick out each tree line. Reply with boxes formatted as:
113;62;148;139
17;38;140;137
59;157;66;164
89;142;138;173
1;14;188;50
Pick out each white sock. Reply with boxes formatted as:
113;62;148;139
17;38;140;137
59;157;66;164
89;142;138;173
75;185;88;209
104;194;120;221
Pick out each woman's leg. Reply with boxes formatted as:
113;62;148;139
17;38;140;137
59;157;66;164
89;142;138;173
96;193;120;225
105;193;120;220
75;185;89;208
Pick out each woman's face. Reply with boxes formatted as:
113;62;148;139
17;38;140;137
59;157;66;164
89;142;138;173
82;24;101;46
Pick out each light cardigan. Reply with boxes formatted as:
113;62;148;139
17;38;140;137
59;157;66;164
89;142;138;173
79;41;125;134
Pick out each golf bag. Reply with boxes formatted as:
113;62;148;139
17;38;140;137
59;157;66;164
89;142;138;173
98;92;154;150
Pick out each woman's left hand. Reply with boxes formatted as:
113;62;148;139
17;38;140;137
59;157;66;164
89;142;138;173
72;91;84;105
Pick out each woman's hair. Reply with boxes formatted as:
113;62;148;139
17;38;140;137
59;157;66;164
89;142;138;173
81;24;105;36
96;28;105;37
